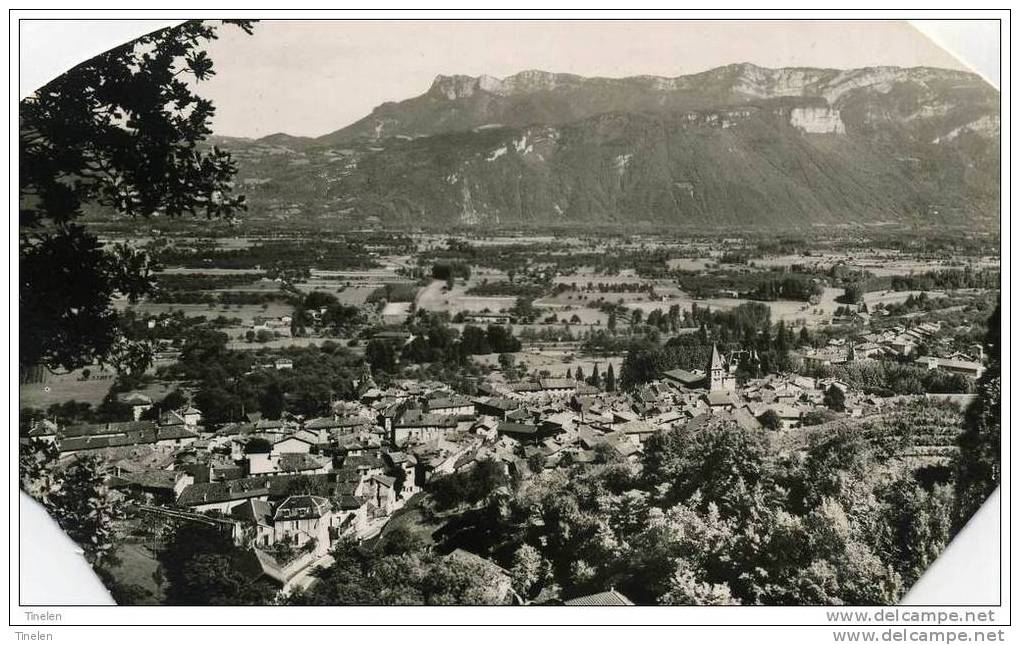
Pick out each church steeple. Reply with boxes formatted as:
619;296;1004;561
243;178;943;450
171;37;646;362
709;343;724;371
707;343;735;392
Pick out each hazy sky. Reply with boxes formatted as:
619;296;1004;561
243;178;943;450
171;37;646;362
187;20;991;138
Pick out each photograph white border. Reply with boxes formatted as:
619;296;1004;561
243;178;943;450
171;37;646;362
7;5;1012;636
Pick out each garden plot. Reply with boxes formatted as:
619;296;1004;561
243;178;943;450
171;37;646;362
472;350;624;381
862;289;949;307
416;279;515;313
20;366;118;409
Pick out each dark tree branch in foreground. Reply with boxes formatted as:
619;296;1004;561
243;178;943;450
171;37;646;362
20;20;254;373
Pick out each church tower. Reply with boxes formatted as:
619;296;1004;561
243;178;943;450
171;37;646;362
707;343;734;392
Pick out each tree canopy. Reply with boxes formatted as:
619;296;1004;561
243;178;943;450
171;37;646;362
20;20;254;373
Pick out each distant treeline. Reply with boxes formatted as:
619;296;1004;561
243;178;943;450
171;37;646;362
557;281;656;295
420;240;672;277
458;324;522;355
366;282;420;304
153;273;268;291
466;281;547;298
881;268;999;292
841;268;999;304
156;240;381;272
806;361;974;396
431;262;472;282
147;290;291;305
673;269;824;302
745;274;825;302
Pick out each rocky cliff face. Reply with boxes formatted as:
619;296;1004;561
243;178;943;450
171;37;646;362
790;106;846;134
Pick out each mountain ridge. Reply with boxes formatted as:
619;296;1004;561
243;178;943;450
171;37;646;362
226;63;993;146
310;63;995;146
208;63;998;231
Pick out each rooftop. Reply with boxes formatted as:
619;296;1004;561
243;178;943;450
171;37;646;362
563;589;635;606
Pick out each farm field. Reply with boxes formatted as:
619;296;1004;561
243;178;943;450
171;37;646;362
227;336;352;351
382;302;413;324
665;258;715;271
473;350;623;381
20;366;119;409
529;304;610;326
291;266;410;306
416;279;516;314
157;267;265;276
116;300;294;321
623;287;844;328
552;267;644;284
861;289;949;307
752;251;1000;277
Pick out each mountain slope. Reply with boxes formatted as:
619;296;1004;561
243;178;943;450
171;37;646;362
324;108;995;228
214;64;999;231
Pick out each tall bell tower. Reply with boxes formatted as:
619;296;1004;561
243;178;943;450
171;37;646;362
707;343;726;391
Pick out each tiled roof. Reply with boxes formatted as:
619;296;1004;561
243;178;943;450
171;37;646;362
62;420;156;438
177;473;334;506
216;422;255;437
255;419;286;430
160;411;187;426
277;453;330;472
617;420;655;436
661;368;705;386
273;495;330;521
157;426;200;441
58;423;197;452
109;469;183;491
539;378;576;390
304;417;343;430
395;411;458;428
509;381;541;392
343;453;387;471
705;391;736;406
273;433;314;447
473;396;519;412
497;422;541;436
384;451;416;466
230;498;273;525
563;589;635;606
611;441;641;458
426;395;473;410
505;408;534;422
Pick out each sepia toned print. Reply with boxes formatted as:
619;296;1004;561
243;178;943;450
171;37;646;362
18;19;1000;607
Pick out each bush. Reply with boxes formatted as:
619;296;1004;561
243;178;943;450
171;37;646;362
802;409;841;426
429;460;507;511
824;385;846;412
244;437;273;454
758;409;783;431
